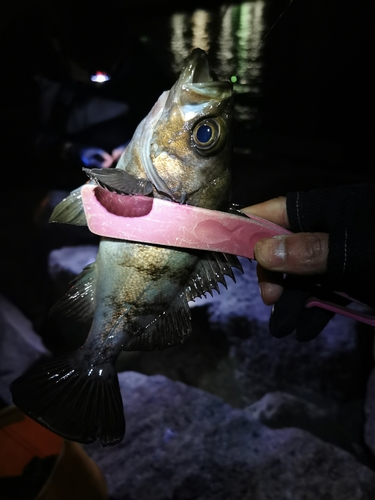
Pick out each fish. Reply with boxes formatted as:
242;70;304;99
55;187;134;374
10;48;242;446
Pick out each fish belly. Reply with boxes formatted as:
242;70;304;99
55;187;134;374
86;238;198;355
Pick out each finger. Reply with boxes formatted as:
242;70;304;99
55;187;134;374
241;196;290;228
254;232;329;275
101;152;115;168
111;147;126;162
256;264;284;305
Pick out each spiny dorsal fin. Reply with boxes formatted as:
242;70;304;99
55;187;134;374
49;187;87;226
123;293;192;351
185;252;243;302
83;167;153;195
50;262;97;321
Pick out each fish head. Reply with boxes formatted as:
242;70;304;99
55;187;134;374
151;48;233;209
126;49;234;209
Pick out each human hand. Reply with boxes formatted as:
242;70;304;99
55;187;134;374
242;184;375;340
243;197;335;341
242;197;329;306
111;143;128;164
80;148;114;169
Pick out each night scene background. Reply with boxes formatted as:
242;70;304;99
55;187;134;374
0;0;375;498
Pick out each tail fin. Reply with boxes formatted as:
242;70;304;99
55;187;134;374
10;352;125;446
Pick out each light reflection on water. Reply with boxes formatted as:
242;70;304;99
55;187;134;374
191;9;211;53
170;13;190;71
170;1;265;123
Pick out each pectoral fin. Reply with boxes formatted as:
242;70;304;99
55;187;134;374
49;187;87;225
83;167;153;195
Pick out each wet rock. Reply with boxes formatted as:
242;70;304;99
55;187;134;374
0;294;50;406
84;372;375;500
245;391;353;454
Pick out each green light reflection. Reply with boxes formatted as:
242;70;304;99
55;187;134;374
170;2;265;122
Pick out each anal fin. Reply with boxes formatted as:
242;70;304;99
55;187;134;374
123;293;192;351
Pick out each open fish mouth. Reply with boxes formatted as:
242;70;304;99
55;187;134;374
184;48;213;83
178;48;232;97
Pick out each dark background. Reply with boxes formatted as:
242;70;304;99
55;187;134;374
0;0;374;193
1;3;375;492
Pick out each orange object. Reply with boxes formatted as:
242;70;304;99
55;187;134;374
0;406;63;477
0;406;108;499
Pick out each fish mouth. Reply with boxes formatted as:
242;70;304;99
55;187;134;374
180;48;232;97
186;48;213;84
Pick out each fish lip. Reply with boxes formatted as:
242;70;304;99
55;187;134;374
184;48;212;84
177;49;232;101
182;48;232;86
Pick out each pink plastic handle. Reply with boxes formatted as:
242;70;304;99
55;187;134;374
306;297;375;327
81;185;290;259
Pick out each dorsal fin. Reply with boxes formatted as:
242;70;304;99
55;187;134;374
82;167;153;195
185;252;243;302
50;262;97;321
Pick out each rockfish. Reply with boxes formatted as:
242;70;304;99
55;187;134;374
11;49;241;446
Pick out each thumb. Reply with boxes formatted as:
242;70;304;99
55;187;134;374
254;232;329;275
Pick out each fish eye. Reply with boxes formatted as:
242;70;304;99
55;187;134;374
191;118;225;155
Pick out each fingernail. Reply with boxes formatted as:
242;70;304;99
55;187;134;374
258;282;274;306
258;282;266;301
254;235;286;269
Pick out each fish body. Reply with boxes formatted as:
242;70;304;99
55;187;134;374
11;49;241;446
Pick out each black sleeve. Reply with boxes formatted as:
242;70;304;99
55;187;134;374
287;183;375;308
269;183;375;342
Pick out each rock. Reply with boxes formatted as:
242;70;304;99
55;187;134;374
245;391;353;454
84;372;375;500
48;245;98;279
0;294;50;406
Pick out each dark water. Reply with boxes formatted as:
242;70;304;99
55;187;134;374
0;0;373;204
77;0;374;200
131;0;374;201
